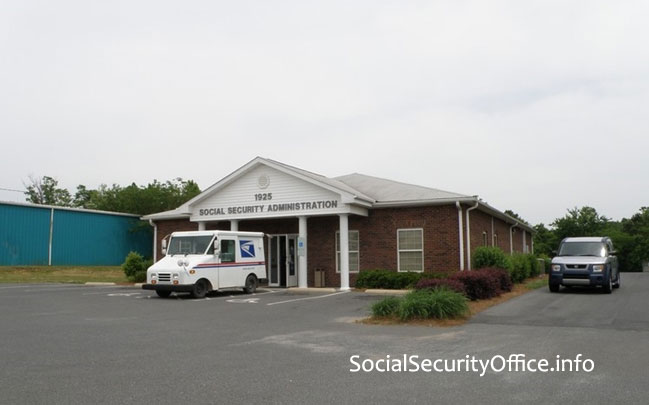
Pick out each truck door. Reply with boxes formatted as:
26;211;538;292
219;238;238;288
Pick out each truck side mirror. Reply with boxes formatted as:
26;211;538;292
213;240;220;255
551;250;557;256
161;239;167;255
610;250;617;255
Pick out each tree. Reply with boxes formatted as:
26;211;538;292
23;175;201;216
24;175;72;206
73;185;97;208
504;210;529;225
85;178;201;215
551;206;609;241
532;223;557;256
618;207;649;271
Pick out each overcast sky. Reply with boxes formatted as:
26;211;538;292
1;0;648;225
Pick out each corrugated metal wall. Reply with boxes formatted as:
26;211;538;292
0;204;51;265
0;203;152;266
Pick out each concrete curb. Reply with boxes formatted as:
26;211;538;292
287;287;338;293
362;289;410;295
84;282;116;286
134;283;144;288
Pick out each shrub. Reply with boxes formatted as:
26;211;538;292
397;289;468;320
507;253;531;283
478;267;513;292
527;254;541;277
538;255;552;274
414;278;467;296
473;246;509;269
122;251;152;283
371;296;401;317
449;269;502;300
355;270;423;289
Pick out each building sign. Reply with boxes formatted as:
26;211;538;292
198;200;339;217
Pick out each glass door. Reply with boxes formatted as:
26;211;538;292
269;236;279;287
287;236;297;287
268;234;298;287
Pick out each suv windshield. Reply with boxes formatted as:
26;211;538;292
167;236;213;255
558;242;607;257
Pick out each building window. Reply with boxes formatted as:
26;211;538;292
482;232;488;246
336;231;359;273
493;233;498;247
397;228;423;272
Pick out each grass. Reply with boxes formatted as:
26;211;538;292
525;277;548;290
361;274;548;327
0;266;128;284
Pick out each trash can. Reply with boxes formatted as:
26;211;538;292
314;269;325;287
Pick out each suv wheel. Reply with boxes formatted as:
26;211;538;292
549;283;560;293
602;275;613;294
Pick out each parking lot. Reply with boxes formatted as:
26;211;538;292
2;274;649;404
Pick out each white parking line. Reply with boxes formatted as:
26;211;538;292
0;284;82;290
266;291;349;306
21;285;121;293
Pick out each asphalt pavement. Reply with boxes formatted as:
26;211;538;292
1;274;648;404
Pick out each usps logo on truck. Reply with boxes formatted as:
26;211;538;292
240;240;255;258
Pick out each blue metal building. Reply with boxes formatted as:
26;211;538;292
0;201;152;266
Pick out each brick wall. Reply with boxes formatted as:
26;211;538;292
155;218;197;261
153;205;533;287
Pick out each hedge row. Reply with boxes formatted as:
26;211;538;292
415;268;512;301
473;247;541;283
371;288;469;320
356;249;541;292
355;270;449;290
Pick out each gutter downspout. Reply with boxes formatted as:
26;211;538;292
456;202;464;271
509;222;519;254
465;200;480;270
148;219;157;261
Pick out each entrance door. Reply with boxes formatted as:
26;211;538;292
286;236;297;287
268;235;298;287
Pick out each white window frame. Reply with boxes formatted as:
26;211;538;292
482;232;488;247
397;228;424;273
335;230;359;273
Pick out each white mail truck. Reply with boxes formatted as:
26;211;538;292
142;230;266;298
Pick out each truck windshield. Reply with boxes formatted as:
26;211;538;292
558;242;607;257
167;236;213;255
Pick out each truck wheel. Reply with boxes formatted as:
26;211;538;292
602;275;613;294
243;275;258;294
549;283;560;293
613;272;621;288
156;290;171;298
191;280;208;298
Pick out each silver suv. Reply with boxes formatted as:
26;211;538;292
549;237;620;293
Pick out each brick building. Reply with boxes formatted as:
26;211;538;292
142;157;534;289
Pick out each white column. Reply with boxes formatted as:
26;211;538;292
298;216;308;288
198;221;206;231
339;214;350;290
230;220;239;231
